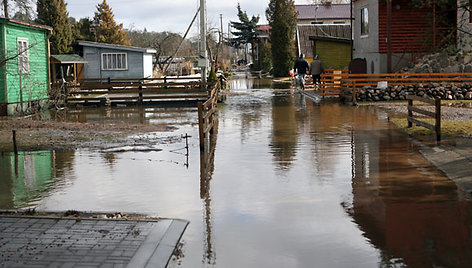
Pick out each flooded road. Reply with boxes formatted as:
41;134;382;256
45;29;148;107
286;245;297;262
1;74;472;267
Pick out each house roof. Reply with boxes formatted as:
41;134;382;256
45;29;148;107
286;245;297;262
51;54;88;64
78;41;157;54
297;24;351;58
295;4;350;20
0;18;52;32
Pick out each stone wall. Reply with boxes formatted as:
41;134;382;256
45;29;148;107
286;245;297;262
342;83;472;102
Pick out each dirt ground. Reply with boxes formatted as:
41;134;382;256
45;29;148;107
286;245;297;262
0;117;175;152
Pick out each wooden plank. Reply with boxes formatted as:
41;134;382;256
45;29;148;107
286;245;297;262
407;116;436;131
198;102;205;150
406;95;436;105
408;105;436;118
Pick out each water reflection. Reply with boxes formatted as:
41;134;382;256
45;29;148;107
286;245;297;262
1;75;472;267
0;151;65;208
350;125;472;267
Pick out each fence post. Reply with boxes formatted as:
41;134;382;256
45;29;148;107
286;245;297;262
12;130;18;155
352;81;357;106
435;98;441;141
198;101;205;150
138;84;143;104
408;98;413;128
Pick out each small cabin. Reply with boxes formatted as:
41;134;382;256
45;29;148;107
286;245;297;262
76;41;156;80
0;19;51;116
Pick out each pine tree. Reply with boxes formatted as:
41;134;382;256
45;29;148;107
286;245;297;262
92;0;130;46
266;0;297;77
37;0;73;54
230;4;259;64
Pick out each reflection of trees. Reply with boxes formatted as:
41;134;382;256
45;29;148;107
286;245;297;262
200;118;218;265
349;123;472;267
269;95;299;172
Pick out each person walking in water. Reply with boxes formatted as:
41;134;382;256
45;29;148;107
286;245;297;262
293;54;310;89
310;55;324;87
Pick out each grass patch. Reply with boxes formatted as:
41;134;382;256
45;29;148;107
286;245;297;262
391;118;472;137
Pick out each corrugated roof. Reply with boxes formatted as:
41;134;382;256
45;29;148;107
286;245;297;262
297;24;351;58
295;4;350;20
51;54;87;64
78;41;156;54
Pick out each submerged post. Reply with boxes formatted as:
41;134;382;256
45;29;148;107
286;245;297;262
12;130;18;155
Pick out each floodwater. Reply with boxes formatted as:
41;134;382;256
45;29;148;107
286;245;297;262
1;73;472;267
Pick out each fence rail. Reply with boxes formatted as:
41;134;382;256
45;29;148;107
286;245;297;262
407;95;441;141
322;71;472;99
68;77;212;105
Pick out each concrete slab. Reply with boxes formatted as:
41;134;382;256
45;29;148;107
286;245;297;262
420;145;472;196
0;216;188;268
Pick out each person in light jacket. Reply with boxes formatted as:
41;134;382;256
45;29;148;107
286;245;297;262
310;55;324;86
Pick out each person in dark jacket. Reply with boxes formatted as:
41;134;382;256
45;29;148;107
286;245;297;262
310;55;324;85
293;54;310;89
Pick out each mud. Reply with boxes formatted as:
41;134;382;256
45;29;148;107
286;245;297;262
0;117;175;151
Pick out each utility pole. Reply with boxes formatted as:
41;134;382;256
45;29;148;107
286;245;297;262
386;0;392;73
199;0;208;82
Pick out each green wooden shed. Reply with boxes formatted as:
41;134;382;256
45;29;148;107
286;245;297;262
0;19;51;116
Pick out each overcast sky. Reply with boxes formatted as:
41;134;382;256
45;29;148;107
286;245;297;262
66;0;313;35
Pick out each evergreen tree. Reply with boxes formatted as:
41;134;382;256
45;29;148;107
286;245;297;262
37;0;73;54
266;0;297;77
71;17;94;42
92;0;130;46
230;4;259;63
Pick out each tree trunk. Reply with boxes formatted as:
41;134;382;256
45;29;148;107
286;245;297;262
3;0;8;19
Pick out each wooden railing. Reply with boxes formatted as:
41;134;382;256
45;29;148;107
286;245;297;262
68;77;211;104
407;95;441;142
320;69;349;96
198;83;218;150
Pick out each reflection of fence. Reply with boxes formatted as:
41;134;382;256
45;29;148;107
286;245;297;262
197;83;218;150
407;95;441;141
68;77;212;105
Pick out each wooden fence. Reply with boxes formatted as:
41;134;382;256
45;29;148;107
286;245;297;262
67;77;213;105
407;95;441;141
197;84;218;150
320;69;349;96
322;72;472;99
337;72;472;104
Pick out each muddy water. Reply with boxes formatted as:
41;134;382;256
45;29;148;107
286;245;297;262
1;74;472;267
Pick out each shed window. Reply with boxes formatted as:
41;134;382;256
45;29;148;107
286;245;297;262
17;39;29;74
102;53;127;70
361;7;369;36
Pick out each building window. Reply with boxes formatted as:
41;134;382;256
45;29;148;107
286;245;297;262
333;21;345;24
17;38;29;74
361;7;369;36
101;53;127;70
311;21;324;25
